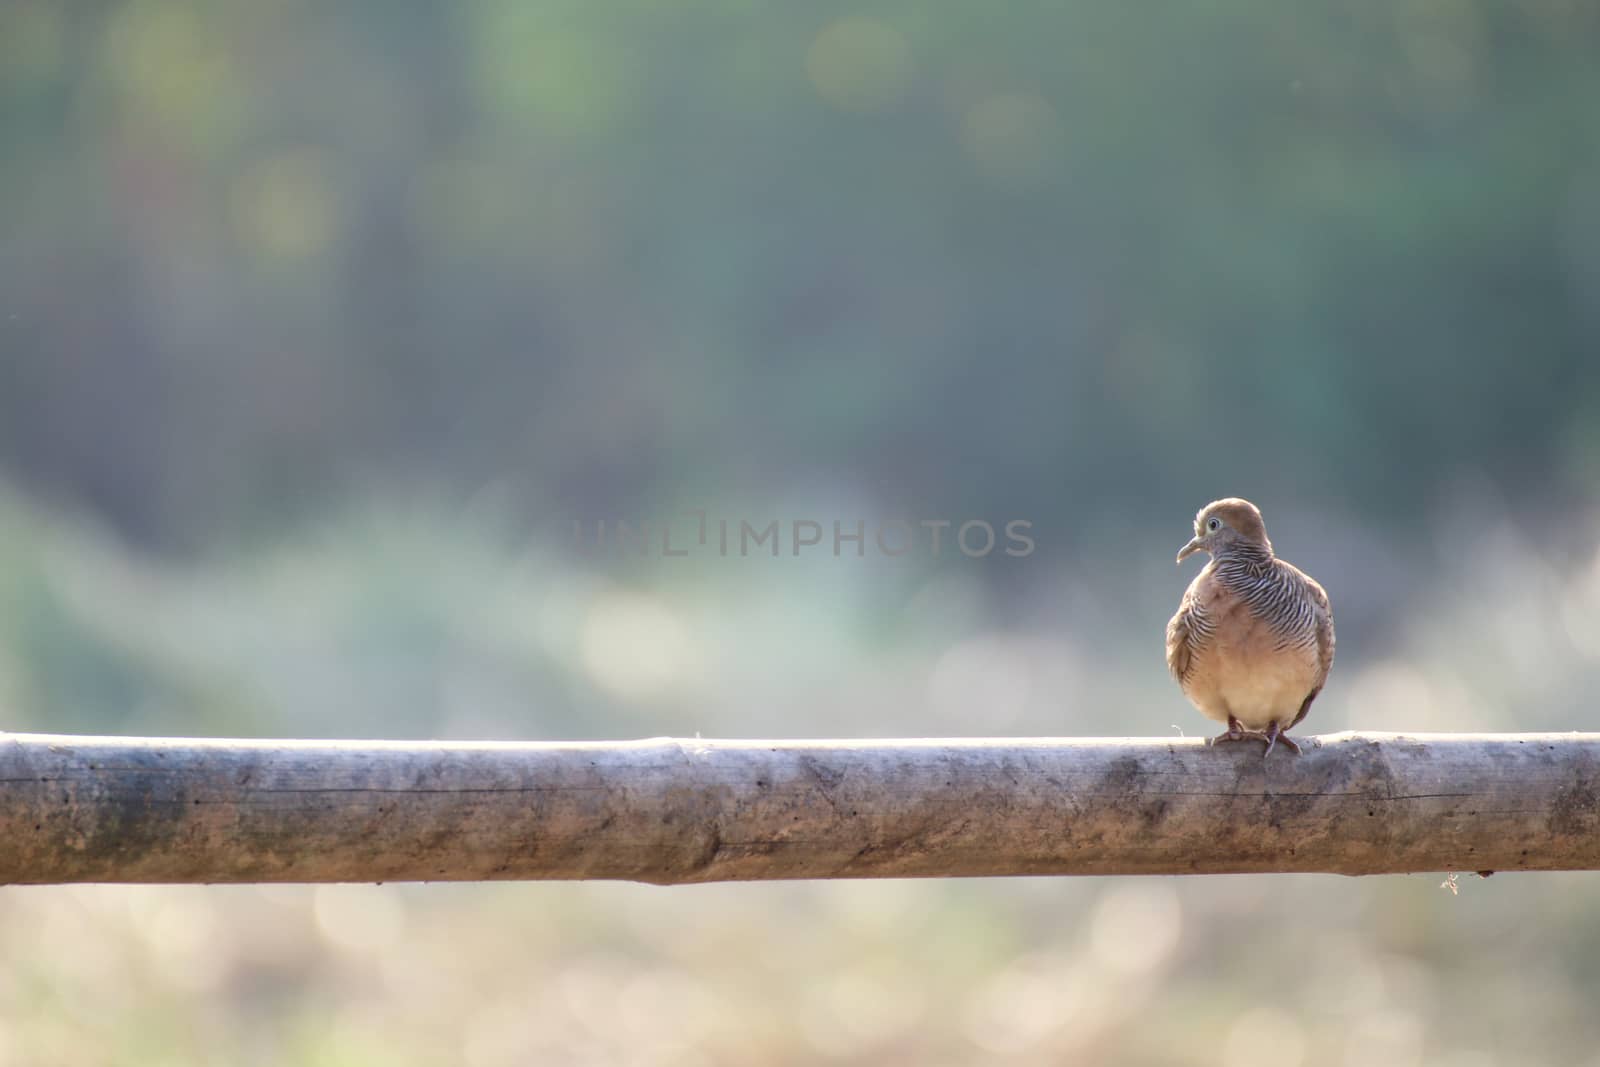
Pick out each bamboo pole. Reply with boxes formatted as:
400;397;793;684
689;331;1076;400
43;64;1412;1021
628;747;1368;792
1;731;1596;885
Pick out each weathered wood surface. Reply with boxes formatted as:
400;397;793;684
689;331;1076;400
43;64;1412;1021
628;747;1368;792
0;732;1596;884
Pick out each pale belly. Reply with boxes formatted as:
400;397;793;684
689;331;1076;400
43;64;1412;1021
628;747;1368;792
1180;630;1320;731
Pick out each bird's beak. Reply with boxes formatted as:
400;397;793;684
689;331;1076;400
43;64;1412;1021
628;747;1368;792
1176;536;1203;564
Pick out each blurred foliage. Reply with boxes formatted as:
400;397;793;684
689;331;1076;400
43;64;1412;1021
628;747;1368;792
4;1;1600;547
5;2;1600;1064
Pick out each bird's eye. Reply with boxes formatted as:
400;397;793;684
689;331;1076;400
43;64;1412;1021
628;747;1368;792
1205;517;1221;532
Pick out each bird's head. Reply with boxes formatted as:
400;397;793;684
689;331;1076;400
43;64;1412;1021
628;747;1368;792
1176;497;1272;564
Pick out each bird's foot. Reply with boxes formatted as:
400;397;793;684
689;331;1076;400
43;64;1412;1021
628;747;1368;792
1211;727;1269;748
1262;721;1302;758
1211;718;1302;757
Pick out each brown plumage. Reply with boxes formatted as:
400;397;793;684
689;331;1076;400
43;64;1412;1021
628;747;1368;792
1165;498;1334;756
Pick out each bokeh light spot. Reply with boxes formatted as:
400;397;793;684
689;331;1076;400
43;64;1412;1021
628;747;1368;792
1344;1010;1425;1067
1089;881;1181;975
1222;1006;1307;1067
313;884;406;954
807;18;913;114
231;151;337;262
959;93;1062;189
580;590;700;700
928;636;1032;730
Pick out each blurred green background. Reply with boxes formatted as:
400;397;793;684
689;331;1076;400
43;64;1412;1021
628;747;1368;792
4;1;1600;1064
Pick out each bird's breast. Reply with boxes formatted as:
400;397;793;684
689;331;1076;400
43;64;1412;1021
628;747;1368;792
1178;594;1323;729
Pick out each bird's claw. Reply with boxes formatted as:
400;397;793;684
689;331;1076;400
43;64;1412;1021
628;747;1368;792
1211;722;1302;757
1262;721;1301;757
1211;727;1266;747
